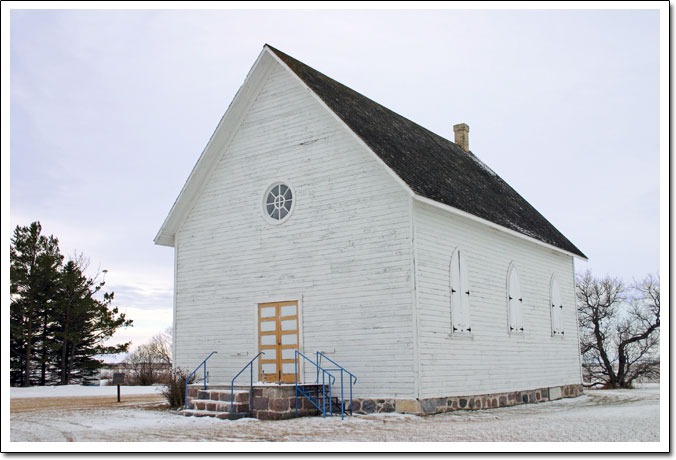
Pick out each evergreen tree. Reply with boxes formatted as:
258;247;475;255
10;222;63;386
52;258;133;384
10;221;133;386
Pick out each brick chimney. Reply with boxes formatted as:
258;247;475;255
453;123;469;151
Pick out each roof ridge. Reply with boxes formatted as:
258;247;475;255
266;45;470;156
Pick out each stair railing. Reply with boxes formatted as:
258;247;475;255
316;352;358;420
184;351;217;410
295;350;335;418
230;351;265;418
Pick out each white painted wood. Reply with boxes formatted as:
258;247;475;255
412;200;582;398
413;195;588;261
171;244;178;369
409;196;421;399
551;276;563;335
172;59;415;398
507;264;523;334
459;249;471;332
265;46;417;203
165;47;583;402
450;248;471;334
450;248;461;331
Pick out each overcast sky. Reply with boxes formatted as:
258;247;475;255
8;7;662;356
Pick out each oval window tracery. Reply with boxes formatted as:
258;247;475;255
265;183;293;221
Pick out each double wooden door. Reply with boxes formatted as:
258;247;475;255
258;301;299;383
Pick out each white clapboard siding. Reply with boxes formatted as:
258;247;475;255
173;60;415;398
413;200;581;398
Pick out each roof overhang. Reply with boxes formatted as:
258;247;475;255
413;194;588;261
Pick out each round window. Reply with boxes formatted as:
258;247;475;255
264;183;294;222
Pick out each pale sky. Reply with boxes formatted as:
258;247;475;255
8;7;663;357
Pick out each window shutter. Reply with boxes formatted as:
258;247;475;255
450;249;470;333
450;250;461;331
459;250;471;332
551;277;563;335
508;267;522;332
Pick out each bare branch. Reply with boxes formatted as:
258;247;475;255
577;271;660;388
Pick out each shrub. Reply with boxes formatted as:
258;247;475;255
161;368;195;409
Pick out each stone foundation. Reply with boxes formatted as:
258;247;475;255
349;383;583;416
251;385;320;420
185;384;320;420
185;383;582;419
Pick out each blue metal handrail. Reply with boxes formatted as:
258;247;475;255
317;352;357;420
184;351;217;410
230;351;265;418
295;350;335;418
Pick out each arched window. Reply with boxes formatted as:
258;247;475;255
450;248;471;334
550;276;564;336
507;264;523;333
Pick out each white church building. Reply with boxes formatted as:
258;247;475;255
155;45;586;416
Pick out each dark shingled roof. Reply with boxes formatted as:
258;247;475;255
267;45;585;258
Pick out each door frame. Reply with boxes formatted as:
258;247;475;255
253;295;304;383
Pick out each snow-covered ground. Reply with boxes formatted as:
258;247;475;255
8;384;661;444
10;384;163;399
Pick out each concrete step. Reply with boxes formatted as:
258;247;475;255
178;409;248;420
189;399;249;413
195;389;250;402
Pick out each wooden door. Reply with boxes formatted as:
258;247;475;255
258;301;299;383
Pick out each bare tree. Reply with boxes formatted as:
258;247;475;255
149;327;172;366
126;328;172;385
576;270;660;388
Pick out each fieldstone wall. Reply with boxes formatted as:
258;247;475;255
185;383;582;419
349;383;583;416
185;385;320;420
251;386;320;420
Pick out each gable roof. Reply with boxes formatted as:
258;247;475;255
265;45;585;259
155;45;585;259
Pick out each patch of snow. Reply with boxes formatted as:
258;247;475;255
466;151;498;177
8;385;661;444
501;220;541;241
200;381;296;387
10;384;163;399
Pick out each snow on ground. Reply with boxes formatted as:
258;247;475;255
9;384;660;443
10;384;163;398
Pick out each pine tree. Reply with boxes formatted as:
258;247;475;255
10;221;133;386
10;222;63;386
51;258;133;384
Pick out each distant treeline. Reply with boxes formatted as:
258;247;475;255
10;222;133;386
